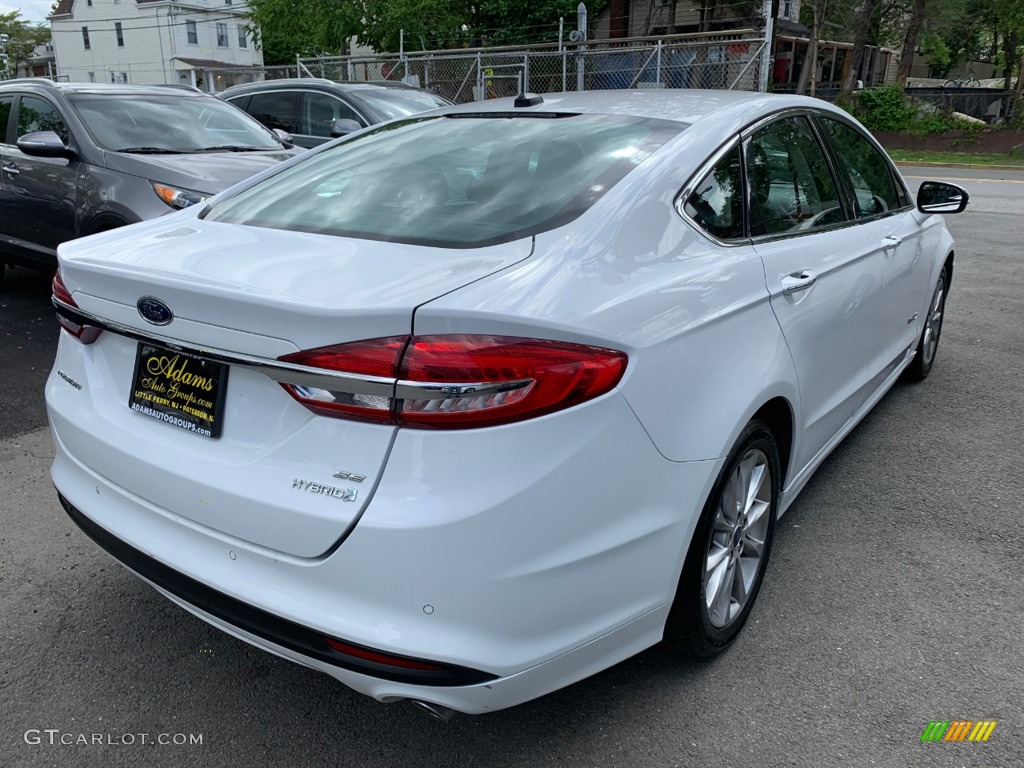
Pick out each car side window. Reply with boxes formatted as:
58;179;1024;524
746;116;843;237
0;96;13;144
245;91;300;135
682;144;744;241
817;117;902;218
17;95;70;145
302;92;363;137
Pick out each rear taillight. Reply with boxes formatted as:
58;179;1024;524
279;335;627;429
52;272;102;344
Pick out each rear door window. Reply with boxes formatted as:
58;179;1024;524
745;116;844;237
0;96;13;143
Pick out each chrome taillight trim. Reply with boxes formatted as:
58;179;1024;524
52;298;396;397
52;298;534;402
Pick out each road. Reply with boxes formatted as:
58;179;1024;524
1;166;1021;767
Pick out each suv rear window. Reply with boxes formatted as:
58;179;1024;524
205;114;684;247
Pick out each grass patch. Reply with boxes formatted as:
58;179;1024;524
887;149;1024;166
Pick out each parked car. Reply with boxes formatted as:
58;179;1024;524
218;78;453;148
47;90;967;717
0;80;302;285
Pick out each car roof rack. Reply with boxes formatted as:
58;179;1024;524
152;83;204;93
0;77;58;87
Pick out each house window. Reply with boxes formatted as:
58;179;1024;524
237;26;247;48
225;0;232;4
116;22;124;47
216;23;228;47
186;20;198;45
783;0;793;19
87;72;95;82
86;0;92;5
110;71;127;84
82;27;90;50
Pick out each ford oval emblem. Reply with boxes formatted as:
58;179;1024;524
137;296;174;326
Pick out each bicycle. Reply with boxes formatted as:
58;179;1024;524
942;71;979;87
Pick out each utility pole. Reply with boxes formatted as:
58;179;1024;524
576;3;587;92
757;0;774;92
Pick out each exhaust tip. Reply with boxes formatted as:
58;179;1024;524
409;700;457;722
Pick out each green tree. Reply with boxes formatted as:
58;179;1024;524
249;0;609;60
246;0;362;63
0;11;51;78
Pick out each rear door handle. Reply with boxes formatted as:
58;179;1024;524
2;162;18;176
781;271;817;294
882;234;902;252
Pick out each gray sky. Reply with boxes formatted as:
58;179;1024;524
1;0;54;25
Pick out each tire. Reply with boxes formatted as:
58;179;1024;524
663;419;780;659
904;267;948;382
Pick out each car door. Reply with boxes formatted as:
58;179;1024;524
298;91;367;148
4;94;79;260
748;114;885;476
814;114;931;377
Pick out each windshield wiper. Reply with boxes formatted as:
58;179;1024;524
116;147;198;154
195;145;274;153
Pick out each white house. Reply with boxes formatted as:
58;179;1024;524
49;0;264;91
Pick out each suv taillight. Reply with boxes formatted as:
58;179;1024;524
52;272;102;344
279;335;627;429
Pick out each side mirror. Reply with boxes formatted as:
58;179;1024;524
17;131;73;159
330;118;362;138
272;128;294;148
917;181;969;214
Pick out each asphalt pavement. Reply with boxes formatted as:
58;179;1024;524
1;167;1022;767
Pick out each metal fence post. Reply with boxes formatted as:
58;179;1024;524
523;53;529;93
656;39;662;87
476;52;483;101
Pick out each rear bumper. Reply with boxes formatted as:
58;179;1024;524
49;359;723;712
58;493;494;688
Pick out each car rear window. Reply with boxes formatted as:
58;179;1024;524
204;114;684;247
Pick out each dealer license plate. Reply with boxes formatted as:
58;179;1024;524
128;342;229;438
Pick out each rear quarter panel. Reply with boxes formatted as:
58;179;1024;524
414;127;801;465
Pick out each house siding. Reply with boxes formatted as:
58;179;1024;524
50;0;262;87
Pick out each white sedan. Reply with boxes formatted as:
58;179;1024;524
46;89;967;716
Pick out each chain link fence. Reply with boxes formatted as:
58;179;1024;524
292;32;767;102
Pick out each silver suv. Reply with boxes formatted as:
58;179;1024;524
0;80;301;285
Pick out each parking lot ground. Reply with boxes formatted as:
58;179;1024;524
1;169;1022;767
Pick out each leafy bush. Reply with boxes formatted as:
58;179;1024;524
838;86;984;136
850;85;916;132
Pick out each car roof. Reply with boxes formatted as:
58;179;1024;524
218;79;421;97
0;79;210;98
437;89;844;128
